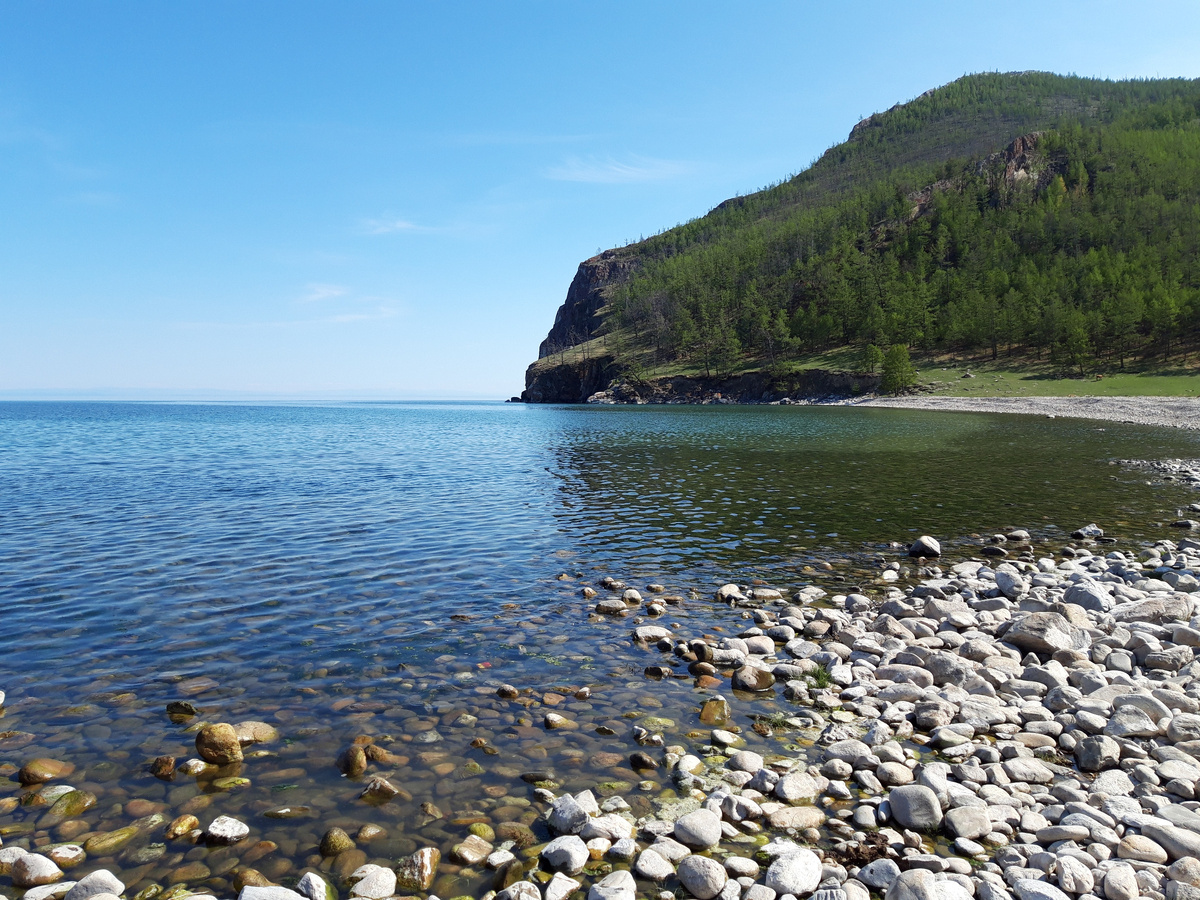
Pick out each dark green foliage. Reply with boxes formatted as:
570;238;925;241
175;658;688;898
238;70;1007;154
858;343;884;374
880;345;918;393
605;73;1200;373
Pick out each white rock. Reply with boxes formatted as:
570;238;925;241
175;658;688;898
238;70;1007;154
11;855;64;888
296;873;334;900
207;815;249;844
541;835;589;875
764;849;822;896
347;865;396;900
677;855;727;900
634;849;675;882
544;873;580;900
65;870;125;900
588;870;636;900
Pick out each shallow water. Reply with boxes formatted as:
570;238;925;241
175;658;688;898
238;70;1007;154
0;401;1198;897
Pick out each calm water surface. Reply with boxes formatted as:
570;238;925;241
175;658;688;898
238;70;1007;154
0;402;1197;897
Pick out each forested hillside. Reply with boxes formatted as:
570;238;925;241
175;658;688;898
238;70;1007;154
535;73;1200;385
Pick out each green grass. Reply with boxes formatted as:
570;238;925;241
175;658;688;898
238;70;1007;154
808;666;833;689
916;354;1200;397
532;325;1200;398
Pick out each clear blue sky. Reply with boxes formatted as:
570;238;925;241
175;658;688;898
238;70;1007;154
2;2;1198;399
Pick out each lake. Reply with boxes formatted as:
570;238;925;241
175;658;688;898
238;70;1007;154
0;401;1197;898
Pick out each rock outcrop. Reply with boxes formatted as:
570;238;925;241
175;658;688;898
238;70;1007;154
522;361;881;405
537;251;636;360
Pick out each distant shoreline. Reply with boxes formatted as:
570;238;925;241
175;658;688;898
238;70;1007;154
846;394;1200;430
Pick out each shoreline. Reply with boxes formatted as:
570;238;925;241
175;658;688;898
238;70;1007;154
841;395;1200;431
7;509;1200;900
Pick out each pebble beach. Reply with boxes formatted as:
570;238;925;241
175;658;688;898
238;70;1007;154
8;486;1200;900
851;397;1200;431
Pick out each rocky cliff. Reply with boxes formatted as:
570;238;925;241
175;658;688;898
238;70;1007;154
522;358;880;405
537;251;636;359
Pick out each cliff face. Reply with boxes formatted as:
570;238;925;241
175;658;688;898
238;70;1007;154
523;358;880;405
537;251;635;359
522;355;621;403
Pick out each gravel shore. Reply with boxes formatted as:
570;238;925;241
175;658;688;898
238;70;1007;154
849;396;1200;430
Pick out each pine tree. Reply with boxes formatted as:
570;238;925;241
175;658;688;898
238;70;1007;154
880;345;917;393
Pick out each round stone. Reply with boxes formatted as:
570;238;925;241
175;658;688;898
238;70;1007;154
887;784;943;831
677;855;727;900
673;809;722;849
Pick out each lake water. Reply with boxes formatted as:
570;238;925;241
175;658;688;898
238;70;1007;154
1;401;1198;898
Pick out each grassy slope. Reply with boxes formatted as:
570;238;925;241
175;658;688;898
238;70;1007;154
530;322;1200;397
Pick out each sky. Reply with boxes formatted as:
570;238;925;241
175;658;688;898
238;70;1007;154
1;2;1198;400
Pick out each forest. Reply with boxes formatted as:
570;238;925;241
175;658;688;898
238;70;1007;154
601;73;1200;378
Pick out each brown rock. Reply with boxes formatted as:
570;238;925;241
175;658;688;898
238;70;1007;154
151;756;176;780
699;697;731;725
331;849;367;880
337;745;367;777
195;723;243;765
18;758;76;785
495;822;536;848
361;776;408;803
234;868;273;889
168;861;211;884
731;666;775;692
243;841;278;863
497;685;519;699
395;847;440;892
363;745;407;766
165;814;201;840
126;798;165;818
451;833;492;865
320;827;355;857
234;721;279;745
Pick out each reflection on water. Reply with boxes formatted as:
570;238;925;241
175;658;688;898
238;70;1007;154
0;401;1196;897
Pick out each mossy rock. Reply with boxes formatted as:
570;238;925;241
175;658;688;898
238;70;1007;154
467;823;495;842
639;717;675;731
594;781;632;797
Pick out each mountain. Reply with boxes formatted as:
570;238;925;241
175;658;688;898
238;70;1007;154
522;72;1200;403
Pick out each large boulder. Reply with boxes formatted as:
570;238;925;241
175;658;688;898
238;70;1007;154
888;785;943;831
65;871;124;900
588;870;636;900
731;666;775;692
195;723;243;765
394;848;439;892
764;850;822;896
944;807;990;840
1140;822;1200;861
1003;612;1091;654
1064;579;1112;612
541;836;589;875
909;536;941;558
673;809;721;849
677;856;727;900
548;794;589;835
885;870;939;900
1075;735;1121;772
1112;595;1193;624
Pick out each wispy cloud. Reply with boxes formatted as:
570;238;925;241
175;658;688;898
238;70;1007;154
361;217;427;235
301;283;350;302
545;154;697;184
